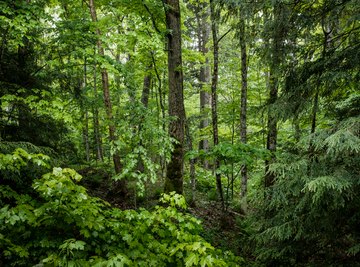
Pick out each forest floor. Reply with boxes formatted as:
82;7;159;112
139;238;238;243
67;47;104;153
188;197;244;255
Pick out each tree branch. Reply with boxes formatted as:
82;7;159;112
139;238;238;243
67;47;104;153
142;1;161;34
217;28;232;44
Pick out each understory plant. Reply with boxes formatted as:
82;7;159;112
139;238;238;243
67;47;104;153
0;149;241;266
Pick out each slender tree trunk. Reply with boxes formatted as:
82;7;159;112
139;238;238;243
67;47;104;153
125;54;136;104
309;18;332;165
210;0;224;209
293;113;301;142
152;55;167;177
83;110;90;162
239;15;248;199
163;0;186;194
89;0;121;174
137;67;152;174
185;119;196;206
264;1;286;188
83;59;90;162
197;3;211;169
93;59;104;161
311;91;319;135
151;53;166;127
264;73;278;188
141;72;151;108
0;97;2;140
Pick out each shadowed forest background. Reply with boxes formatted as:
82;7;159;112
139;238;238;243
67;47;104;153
0;0;359;266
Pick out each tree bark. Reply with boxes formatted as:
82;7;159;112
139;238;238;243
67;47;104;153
163;0;186;194
210;0;224;209
89;0;121;174
239;15;248;199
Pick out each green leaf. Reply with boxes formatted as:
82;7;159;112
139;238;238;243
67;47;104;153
185;253;199;266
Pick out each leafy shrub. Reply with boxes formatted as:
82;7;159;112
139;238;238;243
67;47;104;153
0;149;241;266
0;146;50;197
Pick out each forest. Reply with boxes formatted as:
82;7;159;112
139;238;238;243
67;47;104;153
0;0;359;266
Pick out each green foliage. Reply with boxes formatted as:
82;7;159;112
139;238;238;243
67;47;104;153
113;106;173;195
0;150;241;266
250;116;360;265
211;142;270;165
0;147;51;198
0;147;50;172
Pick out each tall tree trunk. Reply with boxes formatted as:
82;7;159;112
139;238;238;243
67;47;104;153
264;1;286;188
89;0;121;174
239;15;248;199
152;54;167;177
93;57;104;161
210;0;224;209
197;3;211;169
309;18;333;166
137;67;152;174
83;110;90;162
264;73;278;188
83;58;90;162
163;0;186;194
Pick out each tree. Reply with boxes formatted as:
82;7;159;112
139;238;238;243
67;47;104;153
163;0;186;194
88;0;122;174
239;9;248;199
264;1;288;188
210;0;224;209
252;0;360;264
196;2;211;169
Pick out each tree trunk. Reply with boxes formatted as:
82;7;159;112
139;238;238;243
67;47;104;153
83;59;90;162
163;0;186;194
311;91;319;136
264;1;286;188
89;0;121;174
197;3;211;169
210;0;224;209
83;110;90;162
93;58;104;161
239;15;248;199
264;72;278;188
293;113;301;142
185;119;196;206
137;67;152;174
309;18;332;166
141;72;151;108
